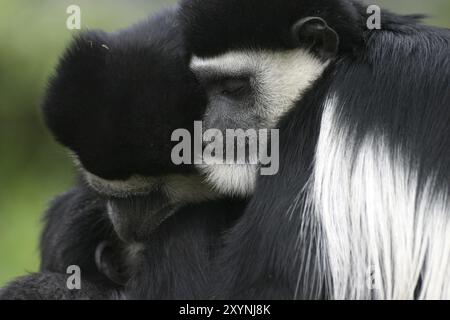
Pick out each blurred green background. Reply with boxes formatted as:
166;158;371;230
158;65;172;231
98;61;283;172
0;0;448;287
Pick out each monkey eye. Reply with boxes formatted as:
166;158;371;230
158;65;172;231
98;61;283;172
219;77;250;97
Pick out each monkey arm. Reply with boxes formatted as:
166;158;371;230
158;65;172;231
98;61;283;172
40;182;127;288
0;272;117;300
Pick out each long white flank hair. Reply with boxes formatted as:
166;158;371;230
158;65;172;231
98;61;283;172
295;94;450;300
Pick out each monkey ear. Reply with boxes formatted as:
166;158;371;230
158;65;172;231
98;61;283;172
95;241;128;286
291;17;340;59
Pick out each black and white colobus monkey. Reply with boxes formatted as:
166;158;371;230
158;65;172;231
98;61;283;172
0;7;245;300
180;0;450;299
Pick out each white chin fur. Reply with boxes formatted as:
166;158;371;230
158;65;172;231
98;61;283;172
197;163;257;197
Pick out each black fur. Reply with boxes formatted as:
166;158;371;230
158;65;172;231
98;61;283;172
43;7;206;180
125;200;245;299
1;180;245;300
0;273;114;300
42;183;244;300
180;0;365;57
180;0;450;299
0;182;124;300
40;182;124;286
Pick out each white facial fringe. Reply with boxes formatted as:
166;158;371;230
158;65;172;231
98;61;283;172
295;95;450;300
191;49;328;128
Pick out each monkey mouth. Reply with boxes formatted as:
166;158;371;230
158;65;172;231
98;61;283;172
107;195;179;243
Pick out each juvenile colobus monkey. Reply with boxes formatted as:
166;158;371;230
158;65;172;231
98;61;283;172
180;0;450;299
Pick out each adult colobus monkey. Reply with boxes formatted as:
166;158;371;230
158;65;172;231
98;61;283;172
180;0;450;299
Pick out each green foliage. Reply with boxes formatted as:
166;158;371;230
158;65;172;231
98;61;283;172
375;0;450;27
